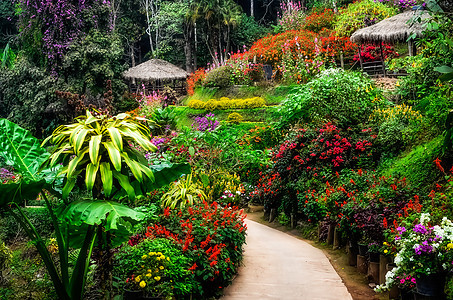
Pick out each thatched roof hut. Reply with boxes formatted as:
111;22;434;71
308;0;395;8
350;10;430;44
123;59;188;82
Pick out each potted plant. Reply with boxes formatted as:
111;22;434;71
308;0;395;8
377;214;453;298
367;242;380;263
375;268;416;300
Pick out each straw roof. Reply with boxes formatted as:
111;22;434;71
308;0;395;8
123;59;188;81
350;10;430;44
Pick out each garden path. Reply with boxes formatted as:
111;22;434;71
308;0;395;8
221;219;353;300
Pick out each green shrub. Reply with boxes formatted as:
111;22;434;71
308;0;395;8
334;0;397;37
278;68;386;128
227;112;244;123
0;207;53;242
203;66;232;88
370;104;423;155
379;136;444;191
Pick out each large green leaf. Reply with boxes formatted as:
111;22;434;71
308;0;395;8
149;162;191;190
0;179;47;206
60;199;144;232
0;119;49;180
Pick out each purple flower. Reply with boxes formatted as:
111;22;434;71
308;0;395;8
192;113;219;132
413;224;428;235
397;226;407;234
414;241;433;255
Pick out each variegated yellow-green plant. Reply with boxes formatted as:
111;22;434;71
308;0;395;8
161;173;207;209
41;110;157;200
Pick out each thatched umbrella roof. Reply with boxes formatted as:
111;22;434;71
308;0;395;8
350;10;430;44
123;59;188;81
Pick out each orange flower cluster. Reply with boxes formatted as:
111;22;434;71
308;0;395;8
187;68;207;96
303;9;337;32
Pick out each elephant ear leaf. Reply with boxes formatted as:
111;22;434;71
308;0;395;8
0;179;47;207
60;200;144;232
0;119;49;180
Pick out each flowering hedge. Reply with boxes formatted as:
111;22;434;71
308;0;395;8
188;97;266;110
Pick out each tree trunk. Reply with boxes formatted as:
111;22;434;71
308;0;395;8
193;22;198;70
184;22;193;73
251;0;254;17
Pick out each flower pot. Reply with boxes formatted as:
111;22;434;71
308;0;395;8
123;289;144;300
415;273;446;297
369;251;380;263
357;255;368;274
358;243;368;256
379;255;390;285
400;289;414;300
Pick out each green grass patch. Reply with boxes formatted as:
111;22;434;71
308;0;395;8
378;135;443;191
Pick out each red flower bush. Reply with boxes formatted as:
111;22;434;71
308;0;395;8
353;43;399;62
143;201;247;298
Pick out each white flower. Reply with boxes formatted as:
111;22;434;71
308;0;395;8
420;213;431;225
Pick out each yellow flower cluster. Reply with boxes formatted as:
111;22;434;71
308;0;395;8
370;104;422;124
188;97;266;111
132;251;169;290
227;112;244;123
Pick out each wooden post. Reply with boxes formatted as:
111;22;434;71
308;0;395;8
358;46;364;71
340;51;344;69
379;42;386;77
333;227;340;249
327;223;335;245
408;40;414;56
357;255;368;274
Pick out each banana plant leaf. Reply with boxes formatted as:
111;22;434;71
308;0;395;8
65;222;130;248
60;199;144;231
60;199;144;248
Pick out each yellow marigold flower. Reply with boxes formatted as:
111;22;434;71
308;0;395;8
154;276;161;281
142;255;147;260
135;276;141;282
167;257;170;261
147;269;152;273
146;273;152;277
157;252;162;256
160;255;165;260
140;281;146;288
447;243;453;250
159;266;164;270
384;250;388;254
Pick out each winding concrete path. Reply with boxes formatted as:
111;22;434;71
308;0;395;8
221;219;353;300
